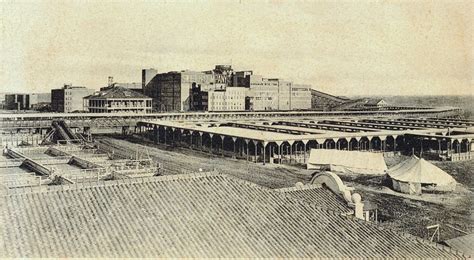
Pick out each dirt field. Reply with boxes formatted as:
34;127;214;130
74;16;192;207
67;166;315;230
95;134;473;241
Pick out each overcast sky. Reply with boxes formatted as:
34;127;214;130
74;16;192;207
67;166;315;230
1;0;472;96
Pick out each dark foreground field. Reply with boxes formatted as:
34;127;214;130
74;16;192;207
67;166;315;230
96;134;473;241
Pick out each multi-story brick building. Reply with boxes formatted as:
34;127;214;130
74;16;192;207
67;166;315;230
145;64;311;112
4;93;51;110
291;84;312;110
208;87;247;112
277;79;292;110
144;66;232;112
84;86;152;113
248;77;278;110
189;83;209;111
51;85;95;113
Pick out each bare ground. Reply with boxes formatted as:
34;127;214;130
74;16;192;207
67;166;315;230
95;134;473;241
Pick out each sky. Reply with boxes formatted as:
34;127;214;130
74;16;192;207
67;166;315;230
1;0;472;96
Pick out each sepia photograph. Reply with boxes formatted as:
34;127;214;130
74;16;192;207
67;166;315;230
0;0;473;258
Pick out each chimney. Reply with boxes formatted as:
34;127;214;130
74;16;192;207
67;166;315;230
349;193;365;220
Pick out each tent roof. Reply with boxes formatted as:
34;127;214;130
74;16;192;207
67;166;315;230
307;149;387;174
387;156;456;186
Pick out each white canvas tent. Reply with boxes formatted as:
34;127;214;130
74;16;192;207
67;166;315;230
387;156;456;194
307;149;387;175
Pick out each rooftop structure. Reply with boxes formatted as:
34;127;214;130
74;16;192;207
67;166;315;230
101;82;143;92
0;172;463;258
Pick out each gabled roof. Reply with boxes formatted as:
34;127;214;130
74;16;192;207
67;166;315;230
387;156;457;185
1;173;463;258
365;98;387;105
87;86;150;99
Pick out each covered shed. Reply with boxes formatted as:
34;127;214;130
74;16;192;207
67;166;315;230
307;149;387;175
387;156;456;195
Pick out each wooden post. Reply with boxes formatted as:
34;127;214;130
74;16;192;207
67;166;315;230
262;142;267;165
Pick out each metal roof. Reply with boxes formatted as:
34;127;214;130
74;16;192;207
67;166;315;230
0;173;464;258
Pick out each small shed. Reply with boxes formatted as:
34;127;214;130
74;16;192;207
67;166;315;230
365;98;388;107
387;156;456;195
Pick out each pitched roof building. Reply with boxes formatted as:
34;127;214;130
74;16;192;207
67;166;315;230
0;173;464;258
84;86;152;113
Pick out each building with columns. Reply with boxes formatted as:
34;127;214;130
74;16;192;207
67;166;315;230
85;86;152;113
136;117;474;165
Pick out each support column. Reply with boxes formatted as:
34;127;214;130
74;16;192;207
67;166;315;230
199;132;204;151
232;137;237;159
380;136;387;152
302;140;309;164
220;135;224;157
316;139;324;150
447;139;452;156
245;139;250;161
153;126;158;144
420;138;424;157
288;140;295;164
262;141;267;165
164;127;167;145
276;141;282;164
171;129;176;145
209;134;214;154
253;140;257;163
393;135;398;152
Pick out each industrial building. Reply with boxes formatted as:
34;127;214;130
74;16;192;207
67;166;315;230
142;68;158;88
51;85;95;113
84;86;152;113
208;87;247;111
144;70;215;112
144;65;311;112
4;93;51;110
291;84;312;110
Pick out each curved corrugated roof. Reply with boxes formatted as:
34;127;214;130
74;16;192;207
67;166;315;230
0;173;463;258
387;156;456;186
